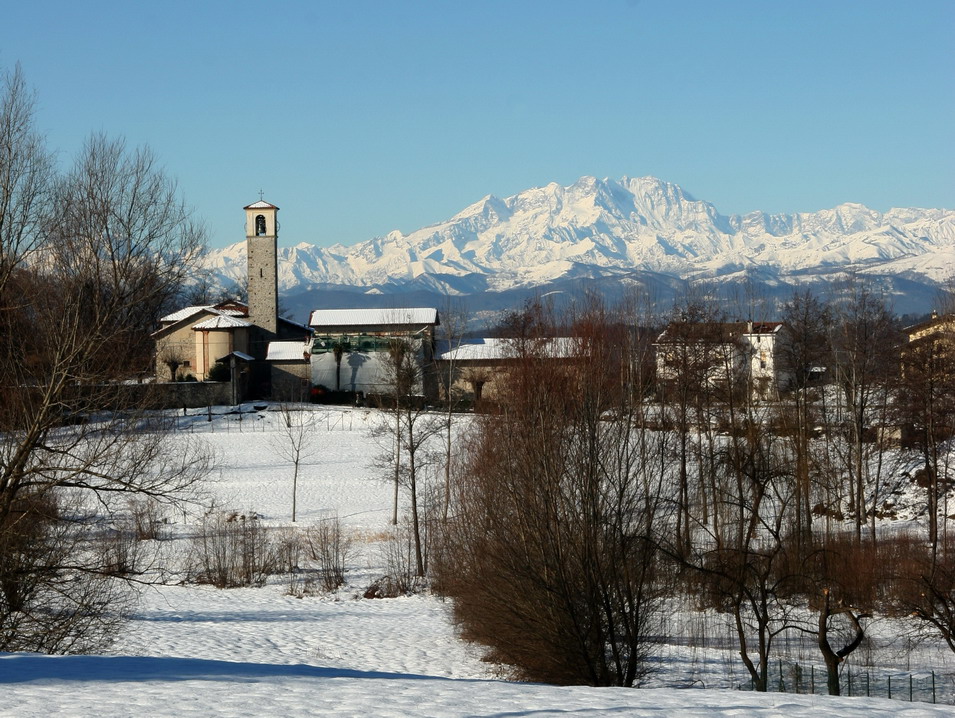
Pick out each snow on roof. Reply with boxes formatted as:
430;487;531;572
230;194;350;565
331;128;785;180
437;337;577;362
161;305;246;324
244;200;279;210
161;305;214;323
277;316;314;333
192;315;252;330
746;321;783;335
308;307;438;328
437;338;509;362
904;313;955;336
266;341;312;361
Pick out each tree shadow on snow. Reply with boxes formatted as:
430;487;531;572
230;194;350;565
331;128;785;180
0;654;477;685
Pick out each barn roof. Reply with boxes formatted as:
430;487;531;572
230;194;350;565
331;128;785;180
308;307;439;328
266;341;312;361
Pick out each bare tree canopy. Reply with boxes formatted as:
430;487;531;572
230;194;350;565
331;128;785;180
0;65;210;653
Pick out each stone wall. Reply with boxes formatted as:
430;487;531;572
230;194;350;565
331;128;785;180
146;381;234;409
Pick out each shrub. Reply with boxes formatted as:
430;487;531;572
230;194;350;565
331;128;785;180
189;510;280;588
380;521;424;596
306;515;354;592
127;498;169;541
206;362;230;383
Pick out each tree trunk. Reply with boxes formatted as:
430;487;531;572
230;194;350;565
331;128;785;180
817;588;868;696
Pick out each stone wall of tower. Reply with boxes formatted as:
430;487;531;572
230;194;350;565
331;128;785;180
243;201;280;396
247;234;278;337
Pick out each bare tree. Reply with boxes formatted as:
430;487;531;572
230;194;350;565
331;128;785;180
0;64;53;293
271;405;320;522
375;337;442;576
157;343;188;382
888;530;955;654
434;296;468;521
655;295;738;556
332;340;346;392
461;366;493;407
682;398;801;692
812;593;868;694
827;280;901;544
778;288;832;548
181;267;238;307
0;67;210;653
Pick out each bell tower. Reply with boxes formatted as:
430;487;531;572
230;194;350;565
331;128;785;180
244;199;279;351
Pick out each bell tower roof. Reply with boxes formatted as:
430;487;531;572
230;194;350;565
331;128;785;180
244;200;279;210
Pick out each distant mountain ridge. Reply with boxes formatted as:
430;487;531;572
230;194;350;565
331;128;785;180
200;176;955;320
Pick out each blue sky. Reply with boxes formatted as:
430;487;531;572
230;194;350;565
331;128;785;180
4;1;953;249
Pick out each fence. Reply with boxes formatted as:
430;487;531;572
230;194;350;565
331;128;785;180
169;407;360;433
740;660;950;704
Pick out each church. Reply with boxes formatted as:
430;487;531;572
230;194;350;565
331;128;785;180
152;200;312;400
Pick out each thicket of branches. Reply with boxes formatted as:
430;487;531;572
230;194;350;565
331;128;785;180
434;288;955;692
0;65;209;652
437;298;666;686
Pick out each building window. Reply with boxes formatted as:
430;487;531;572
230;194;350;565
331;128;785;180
255;214;267;236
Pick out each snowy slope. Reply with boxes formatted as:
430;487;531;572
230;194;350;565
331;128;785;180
202;176;955;297
2;405;954;717
4;649;950;718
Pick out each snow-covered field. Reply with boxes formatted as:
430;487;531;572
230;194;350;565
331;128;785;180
3;405;953;717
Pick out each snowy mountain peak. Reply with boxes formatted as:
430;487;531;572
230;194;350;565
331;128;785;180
200;176;955;311
450;194;510;224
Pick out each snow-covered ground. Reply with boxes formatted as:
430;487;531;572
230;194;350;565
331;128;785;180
3;405;954;717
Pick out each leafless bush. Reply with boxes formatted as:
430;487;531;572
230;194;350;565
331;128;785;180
97;498;173;578
127;497;169;541
374;521;424;596
188;510;280;588
288;575;320;599
306;515;354;592
98;525;144;578
882;531;955;653
0;491;134;653
274;526;305;575
272;526;312;596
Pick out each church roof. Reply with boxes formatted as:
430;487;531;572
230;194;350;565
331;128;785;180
192;315;252;330
160;304;246;324
244;200;279;210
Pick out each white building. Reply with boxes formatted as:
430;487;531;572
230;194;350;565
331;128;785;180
655;321;785;400
307;308;440;399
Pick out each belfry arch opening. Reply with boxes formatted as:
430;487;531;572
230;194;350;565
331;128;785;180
255;214;267;236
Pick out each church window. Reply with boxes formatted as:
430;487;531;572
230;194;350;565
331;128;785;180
255;214;267;236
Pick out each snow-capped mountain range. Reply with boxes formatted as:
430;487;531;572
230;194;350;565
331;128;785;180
202;176;955;318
